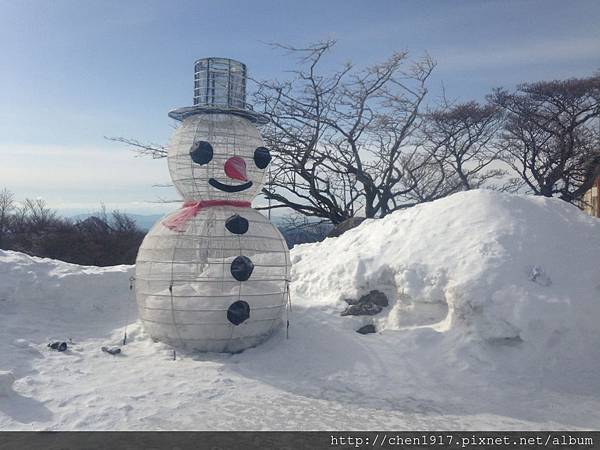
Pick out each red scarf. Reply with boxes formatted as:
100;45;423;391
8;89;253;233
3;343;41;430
162;200;251;232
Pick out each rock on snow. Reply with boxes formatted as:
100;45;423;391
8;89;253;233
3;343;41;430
1;190;600;430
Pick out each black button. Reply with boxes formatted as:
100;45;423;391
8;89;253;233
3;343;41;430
225;214;249;235
227;300;250;325
230;255;254;281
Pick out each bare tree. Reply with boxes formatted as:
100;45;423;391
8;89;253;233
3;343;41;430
20;198;57;230
253;40;445;223
490;74;600;203
423;101;505;190
104;136;167;159
396;152;463;205
0;188;15;248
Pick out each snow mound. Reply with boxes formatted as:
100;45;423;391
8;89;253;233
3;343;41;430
292;190;600;350
0;371;16;397
0;250;133;339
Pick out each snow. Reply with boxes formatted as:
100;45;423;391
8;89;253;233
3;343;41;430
1;190;600;430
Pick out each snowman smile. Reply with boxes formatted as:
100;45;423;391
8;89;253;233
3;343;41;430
209;178;253;192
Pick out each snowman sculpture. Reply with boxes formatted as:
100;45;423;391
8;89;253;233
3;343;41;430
135;58;290;353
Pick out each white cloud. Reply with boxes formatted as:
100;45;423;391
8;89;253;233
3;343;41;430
0;143;170;189
0;143;175;212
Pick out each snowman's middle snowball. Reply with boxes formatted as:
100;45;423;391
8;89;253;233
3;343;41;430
136;205;290;353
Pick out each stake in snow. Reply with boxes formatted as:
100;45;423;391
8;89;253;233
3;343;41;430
135;58;290;353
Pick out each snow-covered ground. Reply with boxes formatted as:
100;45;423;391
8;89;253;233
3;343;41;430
1;190;599;430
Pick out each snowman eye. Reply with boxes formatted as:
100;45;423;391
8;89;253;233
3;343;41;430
254;147;271;169
190;141;213;165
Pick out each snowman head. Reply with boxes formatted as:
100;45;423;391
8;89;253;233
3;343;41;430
168;113;271;202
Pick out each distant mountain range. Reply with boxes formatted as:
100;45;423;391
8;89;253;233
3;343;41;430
70;213;164;231
69;212;294;231
68;212;331;246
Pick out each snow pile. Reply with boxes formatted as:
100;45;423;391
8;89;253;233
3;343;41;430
1;190;600;430
0;371;16;397
0;251;133;339
292;190;600;352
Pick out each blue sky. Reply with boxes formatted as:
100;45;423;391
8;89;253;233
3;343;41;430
1;0;599;215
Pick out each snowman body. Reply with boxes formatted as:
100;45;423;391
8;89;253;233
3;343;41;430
135;113;290;353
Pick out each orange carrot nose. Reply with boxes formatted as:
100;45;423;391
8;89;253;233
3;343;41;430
224;156;247;181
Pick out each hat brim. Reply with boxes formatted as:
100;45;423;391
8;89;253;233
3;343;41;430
168;106;269;125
